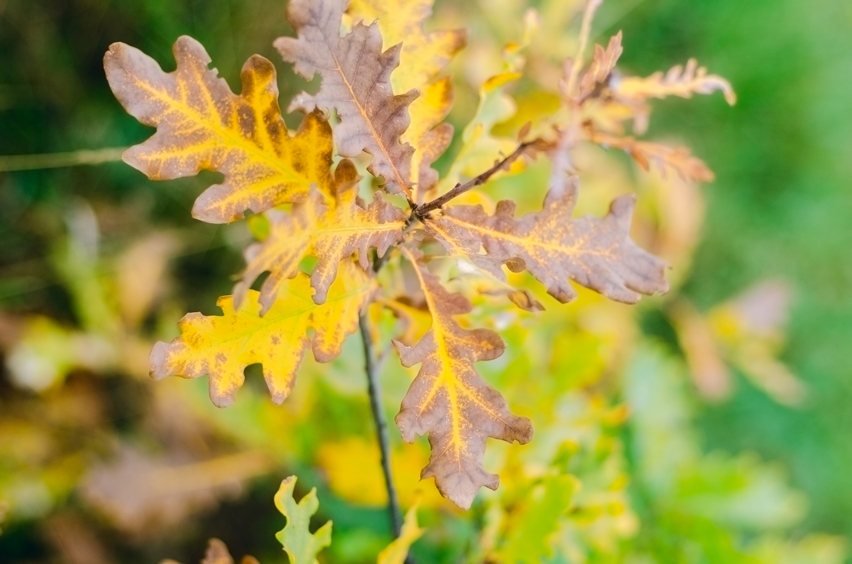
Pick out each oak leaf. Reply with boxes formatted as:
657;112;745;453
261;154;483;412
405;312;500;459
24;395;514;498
236;159;406;312
588;130;715;182
436;13;537;199
434;71;526;206
426;175;669;304
160;538;259;564
578;31;623;100
348;0;464;94
577;34;734;138
348;0;465;197
377;503;424;564
395;251;533;509
615;58;736;105
150;260;373;407
104;36;334;224
275;0;416;197
274;476;332;564
496;474;578;564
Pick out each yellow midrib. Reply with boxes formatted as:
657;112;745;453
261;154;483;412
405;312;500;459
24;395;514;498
130;73;308;188
413;262;464;464
185;282;371;354
441;215;616;259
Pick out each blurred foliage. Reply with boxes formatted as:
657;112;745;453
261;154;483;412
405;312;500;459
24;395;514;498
0;0;850;563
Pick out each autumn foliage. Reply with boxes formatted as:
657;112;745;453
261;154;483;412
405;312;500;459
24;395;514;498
102;0;735;516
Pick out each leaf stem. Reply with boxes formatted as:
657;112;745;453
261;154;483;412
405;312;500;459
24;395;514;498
415;141;536;217
358;313;405;539
564;0;603;97
0;148;126;172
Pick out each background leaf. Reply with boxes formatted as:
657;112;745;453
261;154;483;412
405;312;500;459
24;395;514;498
274;476;332;564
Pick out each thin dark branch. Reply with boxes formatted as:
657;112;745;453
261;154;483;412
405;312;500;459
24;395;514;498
358;313;404;539
415;141;536;217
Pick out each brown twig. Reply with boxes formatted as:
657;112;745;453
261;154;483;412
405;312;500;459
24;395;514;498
564;0;603;98
358;314;405;540
415;140;537;217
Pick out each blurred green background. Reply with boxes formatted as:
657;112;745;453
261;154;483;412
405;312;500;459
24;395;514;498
600;0;852;540
0;0;850;562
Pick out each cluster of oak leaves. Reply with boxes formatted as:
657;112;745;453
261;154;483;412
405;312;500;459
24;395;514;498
105;0;734;537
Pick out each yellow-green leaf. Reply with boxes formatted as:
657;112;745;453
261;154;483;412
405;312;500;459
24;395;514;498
236;159;407;313
394;251;533;509
377;503;424;564
275;0;416;197
496;475;577;564
275;476;332;564
150;260;373;407
435;14;538;199
104;36;334;224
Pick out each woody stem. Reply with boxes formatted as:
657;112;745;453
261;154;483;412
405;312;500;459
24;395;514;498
358;314;404;539
415;141;536;217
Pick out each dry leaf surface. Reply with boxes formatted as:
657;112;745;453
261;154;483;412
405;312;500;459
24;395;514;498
427;177;669;304
395;253;533;508
348;0;465;195
105;37;334;223
276;0;416;196
236;160;406;312
150;261;373;407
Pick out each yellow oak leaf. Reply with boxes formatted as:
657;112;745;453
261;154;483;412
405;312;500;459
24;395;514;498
425;175;669;304
104;36;334;224
437;72;524;199
395;250;533;509
406;79;456;197
235;159;407;313
150;260;373;407
316;436;445;508
348;0;466;197
377;503;424;564
347;0;465;94
275;0;416;197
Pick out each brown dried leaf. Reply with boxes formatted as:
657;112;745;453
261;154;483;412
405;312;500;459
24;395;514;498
615;58;737;105
348;0;466;197
161;538;259;564
670;299;732;401
588;131;715;182
82;447;271;537
578;31;623;100
394;252;533;509
506;290;545;312
426;175;669;304
275;0;416;196
236;160;406;312
576;34;734;137
104;37;334;223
